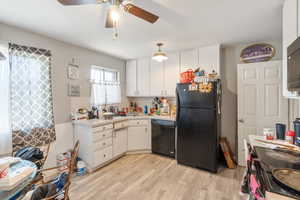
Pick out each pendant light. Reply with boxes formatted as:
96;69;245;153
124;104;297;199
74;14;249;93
152;43;168;62
0;51;6;60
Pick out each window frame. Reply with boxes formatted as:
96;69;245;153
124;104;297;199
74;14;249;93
90;65;121;106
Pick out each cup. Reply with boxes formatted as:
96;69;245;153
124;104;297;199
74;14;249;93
276;123;286;140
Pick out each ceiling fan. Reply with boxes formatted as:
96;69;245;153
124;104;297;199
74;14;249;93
57;0;159;29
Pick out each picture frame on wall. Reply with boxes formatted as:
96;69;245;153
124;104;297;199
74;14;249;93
68;83;80;97
68;64;79;80
240;43;276;63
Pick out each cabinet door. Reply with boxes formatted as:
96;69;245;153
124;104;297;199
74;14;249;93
150;60;164;96
113;129;127;157
126;60;137;96
137;58;150;96
128;126;150;151
198;45;220;75
164;52;180;97
282;0;298;97
180;48;198;72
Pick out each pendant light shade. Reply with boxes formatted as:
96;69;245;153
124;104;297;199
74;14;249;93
152;43;168;62
0;51;6;60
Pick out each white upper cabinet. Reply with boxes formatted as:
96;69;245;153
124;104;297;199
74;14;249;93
180;48;198;72
282;0;298;98
198;45;221;75
164;52;180;97
126;60;137;96
150;60;164;96
137;58;150;96
126;45;220;97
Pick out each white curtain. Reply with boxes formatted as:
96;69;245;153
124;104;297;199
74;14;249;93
0;43;12;155
90;66;121;106
106;82;121;104
91;83;106;106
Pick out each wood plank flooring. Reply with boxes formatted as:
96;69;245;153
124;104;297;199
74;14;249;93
69;154;247;200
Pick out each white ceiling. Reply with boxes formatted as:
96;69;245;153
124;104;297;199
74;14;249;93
0;0;284;59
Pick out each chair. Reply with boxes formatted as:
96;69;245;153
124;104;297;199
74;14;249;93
38;140;80;200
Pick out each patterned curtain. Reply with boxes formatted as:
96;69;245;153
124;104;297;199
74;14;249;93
9;43;56;152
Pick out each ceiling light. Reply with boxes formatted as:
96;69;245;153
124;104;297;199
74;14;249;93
110;5;120;23
0;51;6;60
152;43;168;62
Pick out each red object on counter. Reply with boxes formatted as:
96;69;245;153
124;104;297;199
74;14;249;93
286;130;295;144
180;69;195;83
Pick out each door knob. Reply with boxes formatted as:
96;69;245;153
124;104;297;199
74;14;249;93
239;119;245;123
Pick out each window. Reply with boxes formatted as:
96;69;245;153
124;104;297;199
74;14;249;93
90;66;121;105
9;43;56;152
0;43;11;155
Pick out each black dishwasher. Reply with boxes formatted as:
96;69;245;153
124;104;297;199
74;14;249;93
151;119;176;158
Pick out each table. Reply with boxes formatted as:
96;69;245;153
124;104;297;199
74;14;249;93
0;160;37;200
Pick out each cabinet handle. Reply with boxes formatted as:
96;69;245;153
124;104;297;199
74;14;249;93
137;122;140;125
104;154;106;158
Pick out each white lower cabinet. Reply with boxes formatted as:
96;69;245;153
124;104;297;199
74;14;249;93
113;128;128;157
128;126;151;151
74;119;151;171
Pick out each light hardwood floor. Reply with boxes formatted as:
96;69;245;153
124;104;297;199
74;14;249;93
70;154;247;200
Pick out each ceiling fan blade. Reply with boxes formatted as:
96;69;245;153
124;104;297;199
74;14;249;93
57;0;101;5
123;3;159;24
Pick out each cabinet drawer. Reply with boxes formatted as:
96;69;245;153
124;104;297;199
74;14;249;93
94;146;113;165
128;120;148;126
94;137;112;151
93;130;113;142
114;121;128;130
92;123;113;133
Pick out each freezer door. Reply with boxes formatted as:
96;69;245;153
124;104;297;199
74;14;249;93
176;82;218;109
176;107;218;172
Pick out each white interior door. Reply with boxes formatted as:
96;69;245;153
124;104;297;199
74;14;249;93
238;60;288;166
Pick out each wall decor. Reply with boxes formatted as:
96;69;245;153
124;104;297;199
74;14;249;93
68;64;79;80
240;43;275;63
68;83;80;97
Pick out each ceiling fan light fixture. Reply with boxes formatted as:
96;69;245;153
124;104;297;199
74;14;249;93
109;5;120;22
152;43;168;62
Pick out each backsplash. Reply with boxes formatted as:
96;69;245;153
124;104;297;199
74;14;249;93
127;97;176;108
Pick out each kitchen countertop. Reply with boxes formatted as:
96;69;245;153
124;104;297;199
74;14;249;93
73;115;176;127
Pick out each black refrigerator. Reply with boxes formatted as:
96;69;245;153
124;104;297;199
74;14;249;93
176;80;221;173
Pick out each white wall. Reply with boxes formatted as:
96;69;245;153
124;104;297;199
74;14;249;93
0;23;126;166
221;40;282;157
